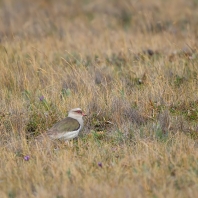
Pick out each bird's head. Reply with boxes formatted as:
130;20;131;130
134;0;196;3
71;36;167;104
68;108;87;119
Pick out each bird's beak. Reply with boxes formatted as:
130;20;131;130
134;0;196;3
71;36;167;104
82;112;87;116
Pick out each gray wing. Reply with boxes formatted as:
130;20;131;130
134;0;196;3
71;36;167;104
47;117;80;136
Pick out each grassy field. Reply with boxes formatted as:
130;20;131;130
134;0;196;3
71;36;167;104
0;0;198;197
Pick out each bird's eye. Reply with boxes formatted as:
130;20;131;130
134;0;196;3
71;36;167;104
75;110;82;114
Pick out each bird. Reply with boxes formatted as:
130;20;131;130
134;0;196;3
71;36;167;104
36;108;87;141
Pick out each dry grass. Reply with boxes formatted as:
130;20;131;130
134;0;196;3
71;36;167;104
0;0;198;197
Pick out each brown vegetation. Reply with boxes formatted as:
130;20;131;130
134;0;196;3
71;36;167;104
0;0;198;197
